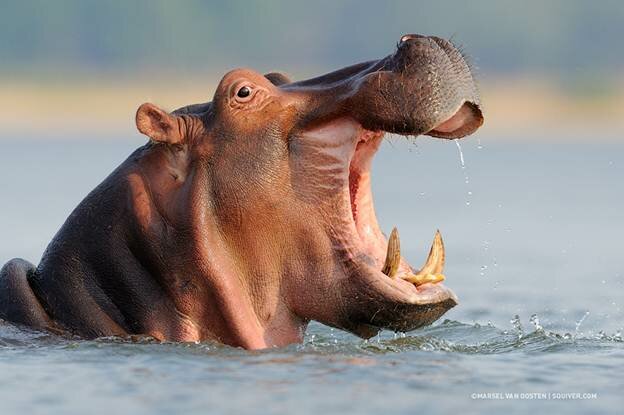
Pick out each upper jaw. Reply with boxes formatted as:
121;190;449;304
385;35;483;138
426;101;484;139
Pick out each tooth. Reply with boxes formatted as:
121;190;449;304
419;230;445;275
403;272;445;286
401;230;446;286
381;227;401;278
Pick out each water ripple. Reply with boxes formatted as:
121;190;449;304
1;316;622;357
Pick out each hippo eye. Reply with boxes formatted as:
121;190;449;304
237;86;251;98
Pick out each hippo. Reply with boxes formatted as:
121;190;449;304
0;34;483;349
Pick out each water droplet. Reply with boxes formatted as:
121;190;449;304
510;315;524;338
529;314;543;331
574;311;590;337
455;139;465;168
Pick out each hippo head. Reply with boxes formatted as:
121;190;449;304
134;34;483;347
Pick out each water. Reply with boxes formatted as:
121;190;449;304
1;132;623;414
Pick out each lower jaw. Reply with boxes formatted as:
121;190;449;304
335;259;458;338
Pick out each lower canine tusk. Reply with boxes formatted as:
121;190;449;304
418;230;445;275
401;230;446;286
382;227;401;278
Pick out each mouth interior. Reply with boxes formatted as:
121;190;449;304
298;111;463;299
345;127;432;285
342;121;449;292
347;132;405;271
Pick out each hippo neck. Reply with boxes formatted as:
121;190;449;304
30;143;306;348
131;143;308;347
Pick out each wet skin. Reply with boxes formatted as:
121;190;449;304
0;34;483;349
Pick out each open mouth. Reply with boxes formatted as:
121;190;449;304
336;102;482;309
349;131;446;282
346;126;450;297
290;36;483;333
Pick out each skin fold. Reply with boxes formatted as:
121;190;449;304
0;34;483;349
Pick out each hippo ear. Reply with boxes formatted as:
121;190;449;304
264;72;292;86
135;103;184;144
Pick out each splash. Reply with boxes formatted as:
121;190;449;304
301;316;623;355
2;315;622;356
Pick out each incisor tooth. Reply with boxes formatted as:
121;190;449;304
403;272;445;286
381;227;401;278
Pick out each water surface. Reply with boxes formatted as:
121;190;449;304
0;132;622;414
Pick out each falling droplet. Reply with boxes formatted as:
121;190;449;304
454;140;472;207
574;311;590;337
455;139;465;168
479;264;488;276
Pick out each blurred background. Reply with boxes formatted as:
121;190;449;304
1;0;623;135
0;0;622;331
